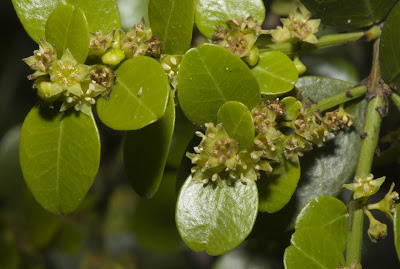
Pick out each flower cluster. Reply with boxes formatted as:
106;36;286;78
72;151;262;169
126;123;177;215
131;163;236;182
89;20;161;66
343;174;386;200
160;54;182;89
271;9;320;44
212;15;264;59
24;39;115;116
187;98;356;185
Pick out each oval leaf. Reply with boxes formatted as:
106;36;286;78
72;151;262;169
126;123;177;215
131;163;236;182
19;105;100;214
45;5;89;63
217;101;255;151
178;44;260;126
284;227;345;269
380;1;400;90
195;0;266;38
149;0;195;54
176;177;258;255
251;51;298;95
295;196;348;251
300;0;397;28
288;76;366;225
97;56;169;130
258;155;301;213
123;94;175;198
12;0;121;43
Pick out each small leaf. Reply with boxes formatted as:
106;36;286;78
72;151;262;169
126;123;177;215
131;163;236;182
12;0;121;43
284;227;345;269
395;204;400;261
149;0;195;54
178;44;260;126
19;105;100;214
97;56;169;130
45;5;89;63
380;1;400;90
176;176;258;255
251;51;298;95
295;196;348;251
281;97;302;121
284;196;348;269
217;101;255;151
258;155;301;213
123;94;175;198
195;0;266;38
133;172;182;251
288;76;366;225
300;0;397;28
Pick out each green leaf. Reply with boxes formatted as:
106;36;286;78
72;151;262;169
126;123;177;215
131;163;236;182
116;0;150;31
290;76;366;224
178;44;260;126
97;56;169;131
281;97;302;121
133;172;182;251
395;204;400;261
149;0;195;54
258;155;301;213
19;105;100;214
284;196;348;269
217;101;255;151
300;0;397;28
295;196;348;251
123;94;175;198
12;0;121;43
251;51;298;95
176;177;258;255
283;227;345;269
45;5;89;63
195;0;266;38
380;1;400;90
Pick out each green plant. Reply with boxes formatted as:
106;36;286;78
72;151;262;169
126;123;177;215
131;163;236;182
4;0;400;267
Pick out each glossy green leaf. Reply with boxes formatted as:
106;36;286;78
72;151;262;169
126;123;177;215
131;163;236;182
258;155;301;213
166;105;198;169
380;1;400;90
133;172;182;251
300;0;397;28
281;96;302;121
195;0;266;38
395;204;400;261
19;105;100;214
116;0;149;30
178;44;260;126
149;0;195;54
123;94;175;198
251;51;298;95
217;101;254;151
290;76;366;224
12;0;121;43
176;177;258;255
295;196;348;251
284;227;345;269
97;56;169;130
45;5;89;63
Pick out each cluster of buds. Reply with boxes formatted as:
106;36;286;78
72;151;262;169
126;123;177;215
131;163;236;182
292;109;328;147
24;42;115;116
271;9;320;44
317;106;355;132
343;174;386;200
89;20;162;66
160;54;182;89
212;16;264;59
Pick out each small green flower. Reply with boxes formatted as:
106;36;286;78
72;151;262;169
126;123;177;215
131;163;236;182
23;38;57;80
88;30;114;56
292;110;327;146
367;183;399;222
160;54;183;89
49;49;90;96
89;65;115;99
343;174;386;200
282;134;312;163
